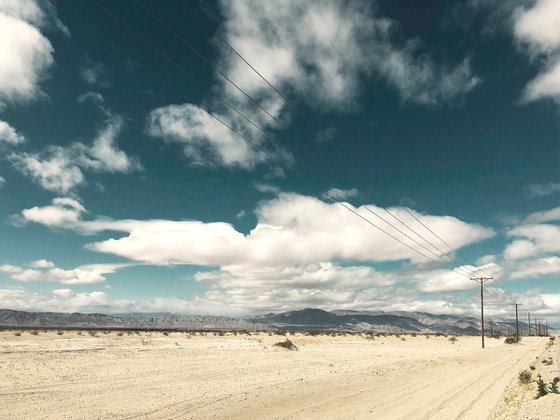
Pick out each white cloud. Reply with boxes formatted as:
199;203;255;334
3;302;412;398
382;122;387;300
9;146;85;193
20;197;86;227
0;0;55;108
252;181;280;194
322;187;359;200
10;114;139;193
0;120;25;144
20;192;494;267
512;0;560;102
147;103;274;169
147;1;479;169
414;263;503;293
504;239;538;260
0;176;5;188
513;0;560;55
526;182;560;198
28;259;55;269
506;223;560;259
80;56;110;87
525;206;560;224
510;256;560;279
0;260;130;285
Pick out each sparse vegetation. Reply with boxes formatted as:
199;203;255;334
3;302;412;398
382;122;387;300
116;332;124;337
542;357;553;366
536;378;548;398
88;331;98;337
504;336;520;344
14;331;21;336
449;336;457;344
530;364;536;370
56;330;64;335
550;377;560;394
274;338;298;351
30;330;39;336
518;370;532;384
162;331;169;336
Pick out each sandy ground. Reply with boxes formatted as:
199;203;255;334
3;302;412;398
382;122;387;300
0;330;555;419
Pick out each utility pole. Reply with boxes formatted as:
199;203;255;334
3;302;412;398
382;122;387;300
528;312;531;336
513;303;522;341
471;277;493;349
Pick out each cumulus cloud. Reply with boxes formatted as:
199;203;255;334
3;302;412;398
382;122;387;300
0;0;58;108
512;0;560;103
505;223;560;260
147;0;479;169
19;192;494;267
510;256;560;280
0;260;129;285
0;120;25;144
9;113;140;193
147;103;276;169
414;262;503;293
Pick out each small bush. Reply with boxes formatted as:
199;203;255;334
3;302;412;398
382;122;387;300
504;337;519;344
536;378;548;399
530;365;536;370
30;330;39;336
274;338;298;351
519;370;532;384
542;358;553;366
14;331;22;337
116;332;124;337
449;336;457;344
549;377;560;394
162;331;169;336
88;331;98;337
56;330;64;335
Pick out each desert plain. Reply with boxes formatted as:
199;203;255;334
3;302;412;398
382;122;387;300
1;330;558;419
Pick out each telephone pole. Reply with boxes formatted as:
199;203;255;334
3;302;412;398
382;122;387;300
528;312;531;336
513;303;522;341
471;277;493;349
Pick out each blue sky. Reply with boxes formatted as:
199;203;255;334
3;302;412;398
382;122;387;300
0;0;559;324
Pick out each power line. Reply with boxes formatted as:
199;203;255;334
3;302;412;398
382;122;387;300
180;0;497;281
134;0;495;280
54;0;464;269
87;1;486;276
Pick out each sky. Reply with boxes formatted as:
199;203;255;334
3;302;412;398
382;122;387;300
0;0;559;325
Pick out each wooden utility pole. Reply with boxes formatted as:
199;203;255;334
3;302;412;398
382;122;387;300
528;312;531;336
471;277;493;349
513;303;522;340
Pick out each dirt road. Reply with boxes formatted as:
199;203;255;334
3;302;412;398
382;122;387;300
0;331;550;419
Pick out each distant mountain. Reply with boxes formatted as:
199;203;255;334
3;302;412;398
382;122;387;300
249;308;533;335
0;308;548;335
0;309;262;331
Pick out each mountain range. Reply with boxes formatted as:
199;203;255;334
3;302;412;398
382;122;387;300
0;307;543;335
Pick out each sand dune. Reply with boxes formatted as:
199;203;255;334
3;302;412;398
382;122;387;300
1;331;555;419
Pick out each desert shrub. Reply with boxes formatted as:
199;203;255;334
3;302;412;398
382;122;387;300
14;331;21;337
530;365;536;370
162;331;169;336
30;330;39;336
88;331;98;337
518;370;532;384
274;338;297;351
57;330;64;335
449;336;457;344
116;332;124;337
549;377;560;394
504;337;519;344
77;331;82;335
401;337;406;341
542;358;553;366
536;378;548;398
425;334;430;339
411;333;417;337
